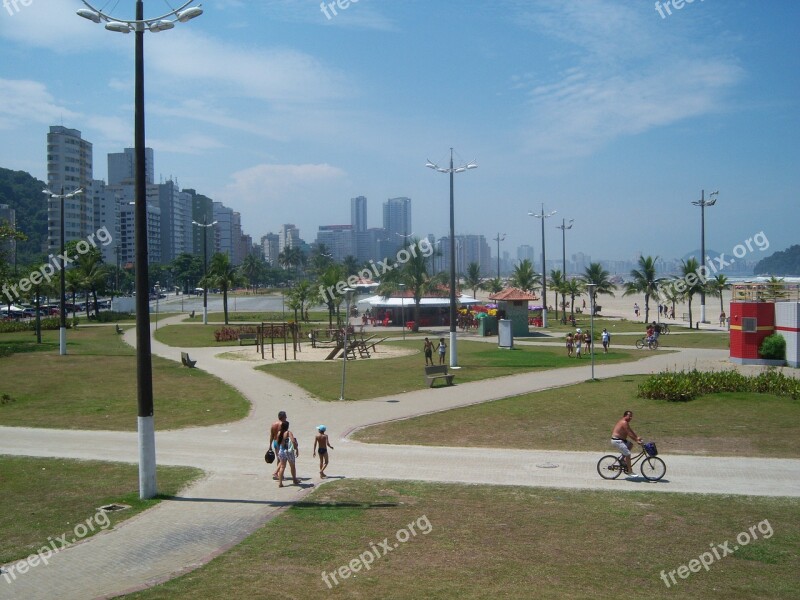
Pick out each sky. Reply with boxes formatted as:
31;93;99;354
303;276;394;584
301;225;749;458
0;0;798;265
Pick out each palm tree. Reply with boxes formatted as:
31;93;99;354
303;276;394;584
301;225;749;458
582;262;616;312
76;249;109;318
376;238;444;332
623;256;661;323
239;253;263;294
706;274;729;320
549;269;564;321
509;259;541;293
484;277;503;295
317;263;345;327
564;278;584;319
464;262;482;298
204;253;242;325
342;255;360;277
679;258;704;329
309;244;334;277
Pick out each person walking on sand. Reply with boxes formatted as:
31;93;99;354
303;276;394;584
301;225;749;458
313;425;333;478
437;337;447;365
276;421;300;487
269;410;287;479
423;337;434;366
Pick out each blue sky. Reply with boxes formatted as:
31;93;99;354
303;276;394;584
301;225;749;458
0;0;797;264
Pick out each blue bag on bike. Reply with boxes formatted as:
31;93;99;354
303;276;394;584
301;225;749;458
643;442;658;457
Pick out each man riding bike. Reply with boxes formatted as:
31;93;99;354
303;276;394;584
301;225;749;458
610;410;643;475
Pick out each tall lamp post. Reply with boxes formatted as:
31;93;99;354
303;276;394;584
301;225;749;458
586;283;597;381
529;204;557;328
43;186;84;356
339;288;354;400
692;189;718;325
399;283;406;340
78;0;203;500
192;217;218;325
556;218;574;323
426;149;477;368
493;233;506;280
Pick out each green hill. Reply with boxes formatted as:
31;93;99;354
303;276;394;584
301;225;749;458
0;167;48;265
753;245;800;277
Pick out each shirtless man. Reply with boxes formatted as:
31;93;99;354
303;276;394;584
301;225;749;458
269;411;287;479
611;410;643;475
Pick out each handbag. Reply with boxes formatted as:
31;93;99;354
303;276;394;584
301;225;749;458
265;448;275;464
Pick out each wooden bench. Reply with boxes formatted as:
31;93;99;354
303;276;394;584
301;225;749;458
239;333;258;345
181;352;197;368
424;365;454;388
115;324;124;334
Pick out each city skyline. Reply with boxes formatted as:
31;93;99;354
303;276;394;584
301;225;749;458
0;1;797;263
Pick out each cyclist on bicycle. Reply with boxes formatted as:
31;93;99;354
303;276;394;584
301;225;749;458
611;410;643;475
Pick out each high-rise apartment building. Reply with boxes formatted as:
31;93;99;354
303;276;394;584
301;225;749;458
351;196;367;232
315;225;354;262
261;233;280;265
107;147;154;186
46;126;94;253
382;197;411;251
278;224;301;251
213;202;234;261
158;179;193;264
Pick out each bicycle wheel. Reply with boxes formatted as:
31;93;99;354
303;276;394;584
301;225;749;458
661;324;670;334
650;339;659;350
640;457;666;481
597;455;623;479
635;338;645;349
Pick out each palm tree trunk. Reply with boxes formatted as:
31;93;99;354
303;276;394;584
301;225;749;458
644;294;650;323
223;286;229;325
687;297;693;329
413;299;421;332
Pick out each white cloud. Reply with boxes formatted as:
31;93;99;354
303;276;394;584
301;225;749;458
0;79;79;129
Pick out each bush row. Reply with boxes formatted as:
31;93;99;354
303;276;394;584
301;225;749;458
0;317;78;334
637;368;800;402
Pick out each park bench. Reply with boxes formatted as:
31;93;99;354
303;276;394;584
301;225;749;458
115;324;124;334
424;365;454;388
239;333;258;345
181;352;197;368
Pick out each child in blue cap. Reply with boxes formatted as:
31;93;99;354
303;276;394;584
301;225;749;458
313;425;333;478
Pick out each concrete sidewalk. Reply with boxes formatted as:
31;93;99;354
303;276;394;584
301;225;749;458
1;314;798;600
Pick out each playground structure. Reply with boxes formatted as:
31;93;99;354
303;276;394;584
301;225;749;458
256;322;299;361
309;327;388;360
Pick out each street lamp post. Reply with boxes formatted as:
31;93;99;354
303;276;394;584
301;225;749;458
154;281;160;330
493;233;506;280
78;0;203;500
692;190;718;325
529;204;557;328
339;288;354;400
587;283;597;381
399;283;406;341
192;217;217;325
43;186;84;356
556;218;574;324
426;149;477;368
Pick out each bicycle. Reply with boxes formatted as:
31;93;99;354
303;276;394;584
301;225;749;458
635;336;659;350
597;442;666;481
659;323;670;335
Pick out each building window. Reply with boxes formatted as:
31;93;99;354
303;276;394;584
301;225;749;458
741;317;757;333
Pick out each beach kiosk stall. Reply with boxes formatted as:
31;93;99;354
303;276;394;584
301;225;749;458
730;283;800;367
359;292;478;329
489;287;540;337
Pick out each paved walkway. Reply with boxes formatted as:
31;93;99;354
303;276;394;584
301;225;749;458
1;315;798;599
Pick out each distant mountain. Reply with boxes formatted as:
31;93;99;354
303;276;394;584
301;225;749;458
753;245;800;277
0;167;48;266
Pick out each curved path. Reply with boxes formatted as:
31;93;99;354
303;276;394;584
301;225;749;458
1;315;798;600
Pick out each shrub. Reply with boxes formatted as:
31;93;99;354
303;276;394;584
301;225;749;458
637;368;800;402
759;334;786;361
213;325;260;342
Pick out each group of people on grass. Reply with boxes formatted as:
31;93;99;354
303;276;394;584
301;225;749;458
565;328;611;357
423;337;447;366
268;411;333;488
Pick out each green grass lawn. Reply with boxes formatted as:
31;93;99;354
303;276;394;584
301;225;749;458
0;455;202;565
354;375;800;458
258;340;642;401
0;327;249;430
154;323;243;347
125;479;800;600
